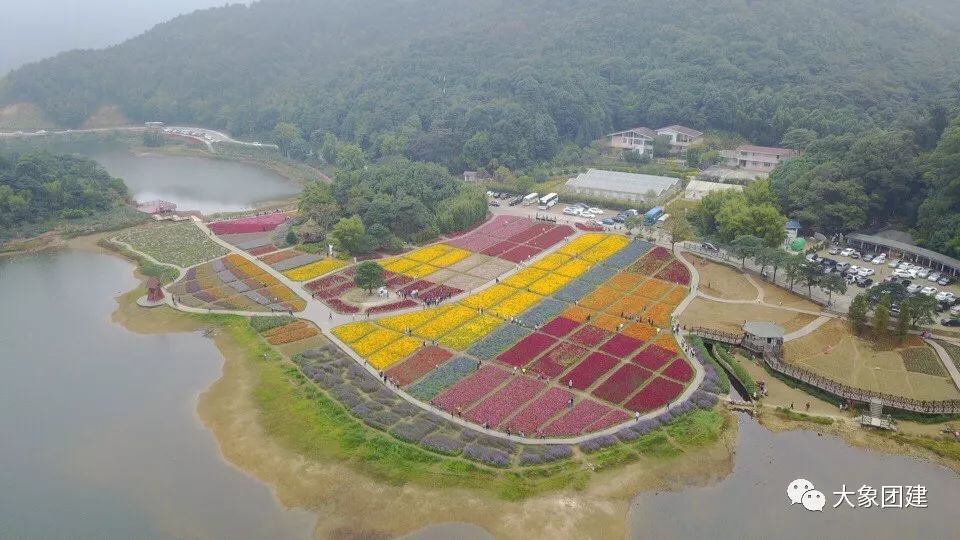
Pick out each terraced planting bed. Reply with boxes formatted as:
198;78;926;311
167;253;307;312
330;234;704;438
114;222;228;268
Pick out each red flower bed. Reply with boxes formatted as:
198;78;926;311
661;358;694;382
575;222;604;232
655;260;691;286
496;333;557;368
541;316;580;337
482;240;519;257
386;346;452;386
632;345;675;371
209;213;290;234
318;282;353;300
365;299;418;314
561;352;619;390
400;279;437;296
625;377;685;412
247;244;277;256
592;364;654;404
419;284;463;303
588;409;631;432
465;376;546;427
491;217;538;239
434;365;511;411
385;272;414;289
327;298;360;314
531;342;588;378
527;225;574;249
305;272;350;292
501;244;542;263
506;387;574;433
630;246;674;275
542;399;612;436
506;223;553;244
600;334;645;356
569;325;611;347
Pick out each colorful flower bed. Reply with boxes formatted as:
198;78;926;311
655;260;691;286
496;332;557;368
368;336;422;370
600;334;645;356
623;322;658;342
520;299;567;327
408;356;478;401
503;267;547;288
283;259;346;281
439;314;502;351
625;377;685;412
419;284;463;303
414;305;477;340
466;376;545;427
467;324;531;360
569;325;610;347
632;345;675;371
491;290;542;318
629;246;672;274
351;328;401;356
607;272;645;292
635;278;672;300
580;286;621;310
209;213;290;234
531;342;588;377
386;346;453;385
542;400;612;436
588;410;632;432
645;302;673;327
592;364;654;404
561;305;596;324
461;284;515;310
541;316;580;337
561;352;619;390
554;259;591;279
590;313;624;332
527;274;573;295
168;254;306;312
379;307;447;332
115;222;229;268
533;253;572;271
662;286;688;306
558;233;605;256
327;298;360;314
662;358;694;382
506;387;574;433
264;320;318;345
580;236;630;263
653;333;680;353
500;244;541;263
434;365;511;411
365;299;418;314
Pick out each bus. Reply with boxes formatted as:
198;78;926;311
522;192;539;206
537;192;559;210
643;206;665;225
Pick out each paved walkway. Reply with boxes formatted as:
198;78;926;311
925;339;960;392
783;315;833;342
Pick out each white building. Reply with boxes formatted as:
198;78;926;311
565;169;681;202
683;180;744;200
655;125;704;154
721;145;800;173
605;124;703;155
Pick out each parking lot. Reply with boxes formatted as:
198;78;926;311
814;245;960;327
486;191;632;230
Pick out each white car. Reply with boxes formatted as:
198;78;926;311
588;207;603;215
921;286;938;296
907;284;923;294
858;268;875;277
917;268;931;278
872;254;886;264
894;269;913;279
840;248;855;257
861;255;875;263
928;272;941;282
935;291;955;302
888;259;901;268
847;265;861;274
562;206;579;215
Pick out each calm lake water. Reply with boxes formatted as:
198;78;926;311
0;249;314;539
90;149;301;214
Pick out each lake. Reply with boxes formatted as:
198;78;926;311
90;149;301;214
0;249;315;539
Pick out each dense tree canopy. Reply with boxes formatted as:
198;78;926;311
693;180;787;247
0;150;128;229
916;119;960;257
4;0;960;170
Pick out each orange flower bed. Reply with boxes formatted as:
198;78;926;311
645;302;673;328
562;305;597;323
653;332;680;353
580;286;622;311
623;322;658;342
635;278;672;300
265;321;319;345
607;272;645;292
662;286;688;306
591;313;625;332
609;295;649;318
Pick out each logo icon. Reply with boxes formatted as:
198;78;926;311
787;478;823;511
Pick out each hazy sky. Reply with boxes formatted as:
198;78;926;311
0;0;248;75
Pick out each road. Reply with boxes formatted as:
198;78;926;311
0;124;278;151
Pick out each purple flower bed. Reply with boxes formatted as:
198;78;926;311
434;365;511;412
519;445;573;465
420;434;465;455
520;298;567;327
554;279;595;303
463;443;511;467
542;399;611;436
561;352;619;390
578;434;618;453
506;387;573;434
467;324;531;360
465;376;545;427
592;364;654;404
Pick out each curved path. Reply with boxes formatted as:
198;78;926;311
129;221;706;445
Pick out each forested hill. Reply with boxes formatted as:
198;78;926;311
3;0;960;168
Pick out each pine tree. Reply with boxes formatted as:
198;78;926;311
848;294;868;334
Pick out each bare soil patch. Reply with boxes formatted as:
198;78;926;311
80;105;132;129
679;297;816;334
686;255;757;301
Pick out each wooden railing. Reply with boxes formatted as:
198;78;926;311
689;327;744;346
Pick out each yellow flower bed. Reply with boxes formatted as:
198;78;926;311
461;284;516;310
379;306;449;332
662;286;688;306
430;247;472;268
644;302;673;328
528;274;573;295
532;252;572;271
368;336;422;370
580;235;629;262
406;244;452;263
404;263;439;279
439;314;503;350
383;258;419;274
503;267;548;288
414;305;478;340
554;259;591;278
491;290;541;318
558;233;605;256
282;259;346;281
352;328;402;357
333;322;377;343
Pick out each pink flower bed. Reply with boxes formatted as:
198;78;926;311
327;298;360;314
506;223;553;244
365;299;418;314
385;272;414;289
592;364;654;404
506;387;574;433
450;233;501;253
632;345;675;371
400;279;437;296
209;213;290;234
490;217;539;239
482;241;519;257
434;365;511;411
247;244;277;256
655;260;691;286
387;346;452;385
501;244;542;263
419;284;463;303
542;399;612;436
570;325;611;347
588;409;632;432
527;225;574;249
496;333;557;367
305;272;350;293
465;376;546;427
600;334;645;356
531;342;588;378
561;352;619;390
625;377;685;412
661;358;694;382
541;316;580;337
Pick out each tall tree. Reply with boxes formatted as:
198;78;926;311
331;215;369;254
669;216;694;249
873;295;891;339
354;261;385;293
895;302;911;342
819;273;847;304
730;235;762;268
848;293;868;334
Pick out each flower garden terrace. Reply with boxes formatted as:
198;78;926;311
330;235;707;442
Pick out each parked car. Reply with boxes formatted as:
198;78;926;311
936;291;956;302
488;200;500;207
840;248;855;257
928;272;942;282
941;318;960;327
702;242;719;252
602;218;615;225
917;268;931;278
874;253;887;263
890;304;901;316
855;276;873;287
850;251;861;259
509;197;522;206
893;269;912;279
862;254;875;263
939;276;954;286
907;284;923;294
858;268;875;277
950;306;960;318
921;286;938;296
900;279;912;287
829;246;841;255
888;259;901;268
588;207;603;215
835;262;851;272
562;206;579;215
